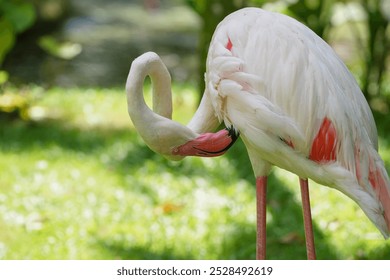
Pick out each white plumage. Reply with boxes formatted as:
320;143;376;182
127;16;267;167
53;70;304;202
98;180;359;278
206;8;390;237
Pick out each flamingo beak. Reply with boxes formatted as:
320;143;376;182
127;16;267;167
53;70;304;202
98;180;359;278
172;126;239;157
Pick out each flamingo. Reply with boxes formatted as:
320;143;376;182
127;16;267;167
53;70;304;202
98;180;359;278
126;7;390;259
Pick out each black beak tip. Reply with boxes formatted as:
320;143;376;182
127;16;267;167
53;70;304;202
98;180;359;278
226;125;239;141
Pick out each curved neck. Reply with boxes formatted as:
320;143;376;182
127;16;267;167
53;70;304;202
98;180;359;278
126;52;172;125
187;91;220;133
127;52;220;134
126;52;221;160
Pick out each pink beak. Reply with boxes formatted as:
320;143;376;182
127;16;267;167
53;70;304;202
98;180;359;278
172;127;239;157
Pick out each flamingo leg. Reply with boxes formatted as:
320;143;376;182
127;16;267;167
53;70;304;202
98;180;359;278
256;176;267;260
299;178;316;260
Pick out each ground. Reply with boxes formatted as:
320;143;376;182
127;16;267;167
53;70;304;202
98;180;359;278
0;85;389;259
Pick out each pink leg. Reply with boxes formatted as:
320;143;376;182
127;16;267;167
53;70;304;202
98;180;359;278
256;176;267;260
299;178;316;260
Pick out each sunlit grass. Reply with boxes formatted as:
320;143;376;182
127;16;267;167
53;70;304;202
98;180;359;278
0;85;389;259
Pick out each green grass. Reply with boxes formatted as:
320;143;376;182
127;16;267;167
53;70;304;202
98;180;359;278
0;85;390;259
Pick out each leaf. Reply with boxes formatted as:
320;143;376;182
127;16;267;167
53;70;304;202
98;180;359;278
2;1;36;33
185;0;207;15
0;17;15;65
0;92;28;113
38;36;82;60
0;70;9;85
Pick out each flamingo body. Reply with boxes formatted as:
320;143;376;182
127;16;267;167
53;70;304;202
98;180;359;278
206;8;390;237
126;8;390;259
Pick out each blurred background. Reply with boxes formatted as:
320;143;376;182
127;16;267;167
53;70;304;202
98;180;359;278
0;0;389;259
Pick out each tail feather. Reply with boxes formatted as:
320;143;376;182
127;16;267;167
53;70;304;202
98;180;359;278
354;144;390;238
368;153;390;236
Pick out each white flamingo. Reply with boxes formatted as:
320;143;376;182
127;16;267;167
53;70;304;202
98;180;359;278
126;8;390;259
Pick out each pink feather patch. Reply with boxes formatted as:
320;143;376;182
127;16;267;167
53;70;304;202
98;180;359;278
226;37;233;51
368;160;390;231
309;117;337;163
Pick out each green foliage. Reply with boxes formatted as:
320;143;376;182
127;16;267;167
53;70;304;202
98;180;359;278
38;35;82;60
185;0;249;97
0;70;9;85
1;0;36;33
0;0;36;65
360;0;389;101
0;17;15;67
0;91;29;120
286;0;334;38
0;1;37;118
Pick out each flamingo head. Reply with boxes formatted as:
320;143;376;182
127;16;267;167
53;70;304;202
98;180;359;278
172;126;239;158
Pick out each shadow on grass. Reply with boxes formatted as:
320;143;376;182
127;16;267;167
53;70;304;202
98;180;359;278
0;118;160;170
95;241;194;260
0;119;131;152
365;243;390;259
